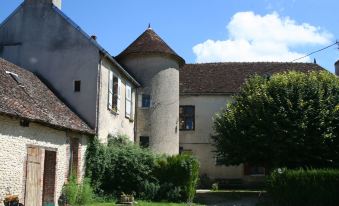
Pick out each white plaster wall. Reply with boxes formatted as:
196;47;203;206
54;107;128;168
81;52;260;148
97;58;136;143
0;115;88;205
179;95;244;179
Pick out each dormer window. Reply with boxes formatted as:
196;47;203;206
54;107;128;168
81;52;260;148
6;71;24;87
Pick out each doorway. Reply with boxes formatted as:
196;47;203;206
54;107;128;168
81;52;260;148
25;146;57;206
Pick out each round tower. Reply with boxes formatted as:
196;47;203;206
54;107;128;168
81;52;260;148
116;26;185;155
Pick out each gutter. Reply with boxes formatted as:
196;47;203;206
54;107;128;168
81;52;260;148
180;92;236;96
0;111;95;136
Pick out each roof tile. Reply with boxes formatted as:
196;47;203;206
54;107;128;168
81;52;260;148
116;28;185;65
180;62;325;94
0;58;94;134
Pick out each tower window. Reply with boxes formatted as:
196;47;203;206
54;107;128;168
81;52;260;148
140;136;149;148
142;94;151;108
179;106;195;130
74;80;81;92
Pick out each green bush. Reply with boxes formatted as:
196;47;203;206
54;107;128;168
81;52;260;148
102;137;157;196
154;155;200;202
267;168;339;206
63;174;78;205
86;135;200;202
62;175;93;205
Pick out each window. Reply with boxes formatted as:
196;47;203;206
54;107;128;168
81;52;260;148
215;155;224;166
249;167;266;176
140;136;149;148
244;164;266;176
142;94;151;108
74;80;81;92
125;83;132;118
20;119;29;127
179;106;195;130
108;71;121;113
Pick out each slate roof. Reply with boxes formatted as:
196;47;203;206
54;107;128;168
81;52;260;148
0;58;94;134
180;62;325;94
116;28;185;65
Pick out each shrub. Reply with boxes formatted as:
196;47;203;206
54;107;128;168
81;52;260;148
267;168;339;206
77;178;93;204
102;137;157;197
154;154;200;202
63;174;78;205
85;136;108;194
62;175;93;205
86;135;200;203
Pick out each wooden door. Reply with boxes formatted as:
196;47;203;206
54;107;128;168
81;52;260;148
25;146;42;206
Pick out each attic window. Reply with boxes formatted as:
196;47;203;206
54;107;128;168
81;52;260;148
74;80;81;92
6;71;24;87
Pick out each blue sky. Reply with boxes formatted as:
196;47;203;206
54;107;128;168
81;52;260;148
1;0;338;72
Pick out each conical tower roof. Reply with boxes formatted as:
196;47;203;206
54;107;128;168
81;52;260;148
116;27;185;65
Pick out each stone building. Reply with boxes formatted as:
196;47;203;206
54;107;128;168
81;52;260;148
0;0;330;199
0;58;93;205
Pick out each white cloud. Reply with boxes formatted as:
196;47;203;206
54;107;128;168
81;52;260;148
193;11;333;63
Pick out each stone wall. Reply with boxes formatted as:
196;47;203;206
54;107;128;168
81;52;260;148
0;115;88;205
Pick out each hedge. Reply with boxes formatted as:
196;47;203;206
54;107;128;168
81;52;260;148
267;168;339;206
86;135;200;203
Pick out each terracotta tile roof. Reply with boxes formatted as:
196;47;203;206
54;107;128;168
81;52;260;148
0;58;94;134
180;62;325;94
116;28;185;65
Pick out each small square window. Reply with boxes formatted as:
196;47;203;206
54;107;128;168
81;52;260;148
140;136;149;148
20;119;29;127
74;80;81;92
142;94;151;108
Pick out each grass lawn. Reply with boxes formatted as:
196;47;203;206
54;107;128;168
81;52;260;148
86;201;201;206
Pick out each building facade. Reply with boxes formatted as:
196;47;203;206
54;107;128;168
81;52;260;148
0;0;330;197
0;58;92;205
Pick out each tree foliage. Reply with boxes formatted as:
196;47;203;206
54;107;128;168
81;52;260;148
213;71;339;169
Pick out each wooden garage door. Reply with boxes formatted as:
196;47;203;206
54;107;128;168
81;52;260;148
25;146;42;206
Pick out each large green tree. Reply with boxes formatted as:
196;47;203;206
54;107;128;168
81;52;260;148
213;71;339;169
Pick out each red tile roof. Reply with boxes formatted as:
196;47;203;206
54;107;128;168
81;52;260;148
180;62;325;94
116;28;185;65
0;58;94;134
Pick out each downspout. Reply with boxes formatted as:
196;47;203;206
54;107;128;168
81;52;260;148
95;56;102;136
134;88;139;143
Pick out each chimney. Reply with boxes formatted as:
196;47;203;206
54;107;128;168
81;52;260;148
25;0;62;10
91;35;97;41
335;60;339;76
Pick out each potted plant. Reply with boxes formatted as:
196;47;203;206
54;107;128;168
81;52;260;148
3;195;19;206
118;193;134;205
